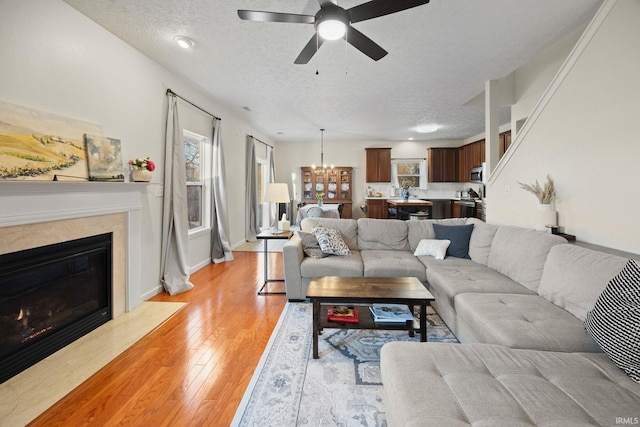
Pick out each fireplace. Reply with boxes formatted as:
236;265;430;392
0;233;113;383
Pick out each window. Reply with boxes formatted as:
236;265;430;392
392;159;427;189
183;130;211;233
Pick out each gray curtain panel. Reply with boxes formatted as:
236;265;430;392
210;118;233;263
245;135;259;241
160;93;194;295
268;145;277;228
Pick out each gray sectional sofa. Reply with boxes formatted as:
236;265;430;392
283;217;640;426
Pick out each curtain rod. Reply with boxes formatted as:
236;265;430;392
166;88;221;121
249;134;273;149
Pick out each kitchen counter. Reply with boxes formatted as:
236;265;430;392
387;199;433;207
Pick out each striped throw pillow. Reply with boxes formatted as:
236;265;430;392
584;259;640;383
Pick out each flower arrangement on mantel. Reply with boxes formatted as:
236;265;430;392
128;157;155;171
518;174;555;204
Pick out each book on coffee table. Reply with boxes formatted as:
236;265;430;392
327;306;359;323
369;304;414;323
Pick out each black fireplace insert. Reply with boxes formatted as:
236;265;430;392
0;233;112;383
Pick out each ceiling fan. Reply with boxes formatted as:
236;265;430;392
238;0;430;64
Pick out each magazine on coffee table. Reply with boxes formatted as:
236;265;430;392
369;303;414;323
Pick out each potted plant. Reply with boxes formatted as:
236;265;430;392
128;157;155;182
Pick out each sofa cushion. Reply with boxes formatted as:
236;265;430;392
585;259;640;383
381;342;640;427
300;218;358;250
297;231;328;259
407;218;468;252
360;250;427;282
312;226;351;256
428;265;533;304
356;218;409;251
433;223;474;259
427;264;535;333
538;244;628;321
455;293;600;352
487;226;567;292
466;218;498;266
418;255;477;269
300;250;363;277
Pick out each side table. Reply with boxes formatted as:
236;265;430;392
256;229;292;295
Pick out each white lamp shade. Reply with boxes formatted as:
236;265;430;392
264;183;290;203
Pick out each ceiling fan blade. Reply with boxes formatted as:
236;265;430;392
318;0;337;6
345;26;387;61
238;10;314;24
348;0;430;24
294;33;324;64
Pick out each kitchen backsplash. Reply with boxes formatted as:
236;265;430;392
366;182;483;199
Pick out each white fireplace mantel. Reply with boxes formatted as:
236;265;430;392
0;181;148;312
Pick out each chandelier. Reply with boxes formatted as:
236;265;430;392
311;129;334;171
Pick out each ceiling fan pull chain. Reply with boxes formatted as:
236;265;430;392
345;32;348;76
316;32;320;75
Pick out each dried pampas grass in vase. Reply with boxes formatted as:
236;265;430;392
518;175;557;230
518;175;555;204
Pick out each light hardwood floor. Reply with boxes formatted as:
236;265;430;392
29;251;287;426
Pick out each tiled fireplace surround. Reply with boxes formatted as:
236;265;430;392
0;182;147;318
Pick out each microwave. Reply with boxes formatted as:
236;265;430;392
470;163;485;184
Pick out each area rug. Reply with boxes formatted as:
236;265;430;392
0;301;186;427
231;302;458;426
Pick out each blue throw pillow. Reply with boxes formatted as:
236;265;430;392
432;223;474;259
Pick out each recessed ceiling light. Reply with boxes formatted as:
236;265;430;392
174;36;195;49
408;137;415;141
415;124;439;133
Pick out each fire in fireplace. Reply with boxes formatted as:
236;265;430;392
0;233;112;383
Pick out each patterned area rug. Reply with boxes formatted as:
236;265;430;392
231;302;458;426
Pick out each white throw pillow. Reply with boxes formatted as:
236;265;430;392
413;239;451;260
312;226;351;256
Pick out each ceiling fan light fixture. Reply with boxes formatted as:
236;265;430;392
317;19;346;40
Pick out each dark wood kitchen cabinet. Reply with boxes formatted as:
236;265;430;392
428;148;458;182
499;131;512;159
458;139;486;182
365;148;391;182
366;198;387;219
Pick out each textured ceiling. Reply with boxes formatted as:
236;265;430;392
63;0;602;143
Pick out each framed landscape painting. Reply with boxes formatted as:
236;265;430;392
84;134;125;182
0;101;102;181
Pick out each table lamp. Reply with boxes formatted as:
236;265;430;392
264;183;291;232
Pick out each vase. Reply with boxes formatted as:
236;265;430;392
131;168;152;182
401;187;410;201
317;199;323;207
537;203;557;231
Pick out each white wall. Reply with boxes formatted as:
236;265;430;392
0;0;273;299
488;0;640;254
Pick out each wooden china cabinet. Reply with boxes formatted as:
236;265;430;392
301;166;353;219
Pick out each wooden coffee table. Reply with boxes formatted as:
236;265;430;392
306;276;435;359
